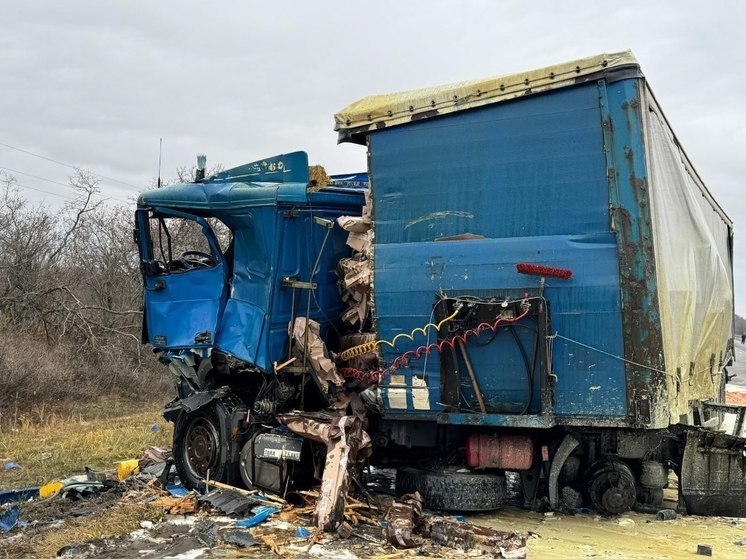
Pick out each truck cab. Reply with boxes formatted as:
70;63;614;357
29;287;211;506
135;151;365;489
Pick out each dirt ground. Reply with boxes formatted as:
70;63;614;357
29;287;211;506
2;472;745;559
471;507;746;559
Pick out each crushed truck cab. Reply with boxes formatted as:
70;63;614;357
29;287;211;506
136;152;362;369
137;52;746;527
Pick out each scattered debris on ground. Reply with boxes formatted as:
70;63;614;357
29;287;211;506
0;446;526;558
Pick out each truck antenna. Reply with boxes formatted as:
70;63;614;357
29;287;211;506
157;137;163;188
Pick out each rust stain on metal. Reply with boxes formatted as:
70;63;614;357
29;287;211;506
614;138;667;428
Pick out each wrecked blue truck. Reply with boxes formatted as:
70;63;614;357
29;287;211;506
136;51;745;527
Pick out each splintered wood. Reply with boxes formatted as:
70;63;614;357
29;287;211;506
278;491;378;528
152;495;196;515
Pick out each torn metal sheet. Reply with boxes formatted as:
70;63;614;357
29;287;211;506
384;492;423;548
0;488;39;505
199;489;260;515
278;399;371;532
220;528;258;547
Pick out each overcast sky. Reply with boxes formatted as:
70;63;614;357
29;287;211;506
2;1;745;313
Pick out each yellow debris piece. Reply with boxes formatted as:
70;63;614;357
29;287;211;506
116;458;140;480
39;480;63;498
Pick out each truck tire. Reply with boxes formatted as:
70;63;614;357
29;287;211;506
173;406;238;491
395;467;506;511
585;460;636;515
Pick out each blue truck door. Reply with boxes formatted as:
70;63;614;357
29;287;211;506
136;208;227;350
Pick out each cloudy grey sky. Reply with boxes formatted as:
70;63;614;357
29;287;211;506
2;1;745;312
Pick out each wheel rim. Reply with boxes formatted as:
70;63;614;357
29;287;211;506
183;417;220;479
587;461;636;515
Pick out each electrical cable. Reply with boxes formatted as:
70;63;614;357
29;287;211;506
338;307;460;361
0;140;140;190
1;166;77;188
521;319;541;415
9;180;76;201
1;166;132;204
339;307;531;383
505;325;533;414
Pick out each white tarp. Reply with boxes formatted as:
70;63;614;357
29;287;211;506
646;101;733;422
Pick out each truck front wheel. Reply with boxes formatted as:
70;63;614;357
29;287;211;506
173;407;236;490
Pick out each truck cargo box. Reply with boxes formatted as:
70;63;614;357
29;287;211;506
335;51;733;430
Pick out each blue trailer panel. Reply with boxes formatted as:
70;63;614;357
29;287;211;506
370;81;631;423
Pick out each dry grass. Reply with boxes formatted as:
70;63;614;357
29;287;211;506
0;401;172;489
34;502;163;559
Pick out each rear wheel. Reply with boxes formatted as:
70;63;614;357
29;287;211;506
173;407;236;490
396;467;506;511
586;460;636;515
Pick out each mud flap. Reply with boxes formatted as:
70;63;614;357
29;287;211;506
680;429;746;517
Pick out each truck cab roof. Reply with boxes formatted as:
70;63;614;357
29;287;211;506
137;151;366;215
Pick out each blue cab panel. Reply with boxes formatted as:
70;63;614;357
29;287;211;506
137;153;365;372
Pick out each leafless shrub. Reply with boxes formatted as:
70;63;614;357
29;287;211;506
0;170;171;411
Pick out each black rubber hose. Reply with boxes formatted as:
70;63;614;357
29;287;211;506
506;325;533;415
473;324;501;346
524;321;540;415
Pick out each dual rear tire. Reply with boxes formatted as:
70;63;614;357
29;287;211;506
395;467;507;511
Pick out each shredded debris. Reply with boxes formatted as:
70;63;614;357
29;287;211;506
0;445;528;558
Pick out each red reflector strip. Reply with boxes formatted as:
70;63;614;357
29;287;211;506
516;263;573;280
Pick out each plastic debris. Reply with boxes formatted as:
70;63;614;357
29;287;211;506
165;484;190;497
0;504;20;532
295;526;311;537
150;424;160;432
116;459;140;480
0;488;39;505
235;505;280;528
39;480;64;498
3;462;20;470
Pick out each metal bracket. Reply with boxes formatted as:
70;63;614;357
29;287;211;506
282;277;317;290
313;216;335;229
